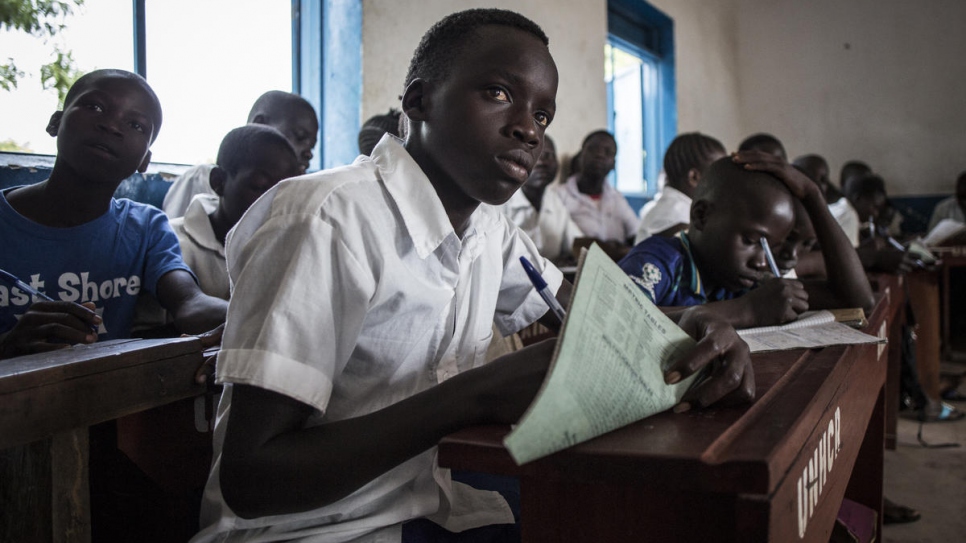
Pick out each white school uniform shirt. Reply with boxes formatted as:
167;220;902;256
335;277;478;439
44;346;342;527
634;185;691;245
192;135;562;543
498;187;583;262
168;193;229;300
927;196;965;232
551;174;639;242
827;197;860;248
162;163;216;218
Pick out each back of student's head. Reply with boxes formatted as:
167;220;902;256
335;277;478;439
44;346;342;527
63;69;163;142
403;8;548;89
216;124;296;176
358;108;402;155
738;133;786;161
663;132;726;195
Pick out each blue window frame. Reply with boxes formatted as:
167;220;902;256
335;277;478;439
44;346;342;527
606;0;676;207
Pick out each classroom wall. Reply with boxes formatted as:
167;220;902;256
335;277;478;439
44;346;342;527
732;0;966;196
646;0;744;149
360;0;609;161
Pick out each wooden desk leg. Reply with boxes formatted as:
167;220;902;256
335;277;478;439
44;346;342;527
907;271;941;400
885;310;903;450
844;386;885;539
51;428;91;543
0;430;90;543
942;262;951;360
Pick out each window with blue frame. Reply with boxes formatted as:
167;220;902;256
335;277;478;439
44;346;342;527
0;1;361;171
606;0;676;207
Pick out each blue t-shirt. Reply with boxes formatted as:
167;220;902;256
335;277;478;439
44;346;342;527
0;187;193;340
618;232;743;307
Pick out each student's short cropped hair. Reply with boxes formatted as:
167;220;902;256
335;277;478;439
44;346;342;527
737;133;786;159
694;156;785;203
581;130;616;149
216;125;296;176
64;69;163;142
247;90;317;123
358;108;402;155
840;160;871;188
403;8;549;88
663;132;726;188
846;174;887;201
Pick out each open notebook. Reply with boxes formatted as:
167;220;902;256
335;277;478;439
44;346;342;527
737;310;884;353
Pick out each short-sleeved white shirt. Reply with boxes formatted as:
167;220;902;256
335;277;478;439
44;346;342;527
169;193;229;300
192;135;562;543
551;174;639;242
162;163;216;219
499;186;583;262
634;185;692;245
828;197;860;248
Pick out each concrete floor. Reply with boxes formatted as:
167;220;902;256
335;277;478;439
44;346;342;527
882;375;966;543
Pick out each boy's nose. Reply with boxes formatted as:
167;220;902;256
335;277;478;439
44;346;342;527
508;108;539;147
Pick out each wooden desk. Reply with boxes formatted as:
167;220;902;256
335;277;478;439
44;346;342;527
439;296;891;543
868;273;906;450
0;338;206;543
933;246;966;358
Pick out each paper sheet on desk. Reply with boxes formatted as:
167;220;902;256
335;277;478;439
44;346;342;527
504;244;698;465
737;312;884;353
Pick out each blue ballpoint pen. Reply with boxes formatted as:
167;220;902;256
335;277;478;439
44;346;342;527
0;268;55;302
519;256;567;324
0;268;99;333
759;238;782;277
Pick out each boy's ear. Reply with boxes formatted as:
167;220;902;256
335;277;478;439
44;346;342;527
137;151;152;174
46;111;64;137
401;79;432;123
690;200;713;231
209;166;227;196
687;167;701;189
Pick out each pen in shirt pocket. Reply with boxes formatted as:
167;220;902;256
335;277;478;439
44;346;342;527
0;268;100;334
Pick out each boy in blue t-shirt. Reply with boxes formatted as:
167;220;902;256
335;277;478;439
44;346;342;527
620;152;874;328
0;69;227;359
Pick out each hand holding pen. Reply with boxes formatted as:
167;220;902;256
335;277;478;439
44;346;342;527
0;269;101;359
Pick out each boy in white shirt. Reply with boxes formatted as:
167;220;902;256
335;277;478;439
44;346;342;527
170;124;300;299
499;135;583;263
193;9;754;543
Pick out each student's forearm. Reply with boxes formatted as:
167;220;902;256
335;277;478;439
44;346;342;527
802;194;875;311
794;251;827;279
221;341;554;518
171;295;228;334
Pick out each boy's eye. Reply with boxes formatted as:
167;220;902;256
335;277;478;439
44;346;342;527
85;103;104;112
129;121;145;133
534;111;551;127
488;87;510;102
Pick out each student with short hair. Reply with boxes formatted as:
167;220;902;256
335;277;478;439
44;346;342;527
358;108;403;156
620;155;809;327
839;159;872;198
551;130;639;244
927;170;966;232
192;10;754;542
793;153;861;248
0;69;227;359
162;90;319;218
635;132;726;244
170;124;301;299
499;135;583;263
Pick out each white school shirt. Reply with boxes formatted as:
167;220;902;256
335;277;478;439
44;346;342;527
634;185;692;245
193;135;562;543
551;174;639;243
498;187;583;262
162;163;216;219
927;196;965;232
169;193;229;300
827;197;860;248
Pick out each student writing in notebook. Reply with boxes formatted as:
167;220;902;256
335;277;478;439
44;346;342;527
192;10;754;542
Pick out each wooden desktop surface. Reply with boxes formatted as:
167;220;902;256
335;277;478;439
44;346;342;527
439;293;891;542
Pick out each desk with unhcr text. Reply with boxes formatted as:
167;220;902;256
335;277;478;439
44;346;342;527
439;292;894;543
0;337;207;543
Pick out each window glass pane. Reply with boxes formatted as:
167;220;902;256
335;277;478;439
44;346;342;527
606;43;647;195
0;0;134;156
145;0;292;165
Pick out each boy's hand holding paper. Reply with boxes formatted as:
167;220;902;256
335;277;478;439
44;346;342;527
504;244;754;465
